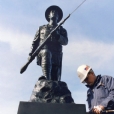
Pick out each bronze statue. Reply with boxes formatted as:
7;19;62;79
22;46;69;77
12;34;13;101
24;5;68;81
20;2;87;80
18;2;88;113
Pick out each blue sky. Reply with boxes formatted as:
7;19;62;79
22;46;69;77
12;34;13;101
0;0;114;114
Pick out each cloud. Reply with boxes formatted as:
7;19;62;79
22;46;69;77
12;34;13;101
63;35;114;70
0;101;19;114
0;26;32;55
72;90;88;110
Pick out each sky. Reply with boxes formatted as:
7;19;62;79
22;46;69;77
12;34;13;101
0;0;114;114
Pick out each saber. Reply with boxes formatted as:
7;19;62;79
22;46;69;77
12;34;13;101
20;0;87;74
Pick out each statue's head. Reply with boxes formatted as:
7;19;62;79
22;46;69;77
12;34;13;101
45;5;63;23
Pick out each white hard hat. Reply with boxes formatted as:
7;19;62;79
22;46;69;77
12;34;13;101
77;65;91;83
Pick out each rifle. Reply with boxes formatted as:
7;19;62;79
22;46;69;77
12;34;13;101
20;0;87;74
20;14;70;74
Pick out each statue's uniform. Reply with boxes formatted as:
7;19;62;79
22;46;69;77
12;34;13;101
29;24;68;80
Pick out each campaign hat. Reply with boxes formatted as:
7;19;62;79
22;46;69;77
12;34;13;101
45;5;63;22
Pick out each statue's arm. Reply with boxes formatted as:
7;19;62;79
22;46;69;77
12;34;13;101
29;29;40;56
58;26;68;45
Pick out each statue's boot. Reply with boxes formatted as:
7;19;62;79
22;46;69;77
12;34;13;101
42;64;51;80
40;49;52;80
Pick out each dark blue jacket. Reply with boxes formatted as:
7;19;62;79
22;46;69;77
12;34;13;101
86;75;114;111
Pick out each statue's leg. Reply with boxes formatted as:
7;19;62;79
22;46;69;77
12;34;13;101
40;49;52;80
50;52;62;81
51;64;59;81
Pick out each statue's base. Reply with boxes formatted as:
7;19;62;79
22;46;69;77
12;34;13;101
17;101;86;114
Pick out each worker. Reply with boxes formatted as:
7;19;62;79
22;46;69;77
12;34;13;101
77;65;114;114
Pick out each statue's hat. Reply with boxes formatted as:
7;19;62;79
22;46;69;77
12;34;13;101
45;5;63;22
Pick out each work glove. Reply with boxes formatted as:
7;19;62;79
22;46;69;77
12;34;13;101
92;105;105;114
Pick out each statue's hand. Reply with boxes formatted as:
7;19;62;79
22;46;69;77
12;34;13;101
51;30;60;40
28;55;35;62
28;56;32;61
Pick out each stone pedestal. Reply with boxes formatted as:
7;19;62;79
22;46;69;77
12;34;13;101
17;102;86;114
29;78;74;103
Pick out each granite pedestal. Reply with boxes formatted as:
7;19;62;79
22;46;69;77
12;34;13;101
17;102;86;114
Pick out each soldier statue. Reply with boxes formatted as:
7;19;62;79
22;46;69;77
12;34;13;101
28;5;68;81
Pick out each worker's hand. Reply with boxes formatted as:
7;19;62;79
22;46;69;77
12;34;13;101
92;105;105;114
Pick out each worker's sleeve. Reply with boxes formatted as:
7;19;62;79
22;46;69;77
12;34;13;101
58;26;68;45
100;76;114;107
86;90;91;110
29;29;40;56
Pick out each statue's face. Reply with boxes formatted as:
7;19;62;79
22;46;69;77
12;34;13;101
49;10;59;21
